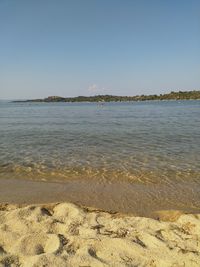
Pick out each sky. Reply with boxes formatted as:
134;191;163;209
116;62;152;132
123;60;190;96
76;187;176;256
0;0;200;99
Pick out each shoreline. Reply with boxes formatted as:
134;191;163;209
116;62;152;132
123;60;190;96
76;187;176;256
0;177;200;218
1;178;200;266
0;201;200;266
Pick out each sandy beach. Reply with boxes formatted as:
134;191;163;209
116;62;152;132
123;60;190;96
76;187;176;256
0;202;200;267
1;0;200;265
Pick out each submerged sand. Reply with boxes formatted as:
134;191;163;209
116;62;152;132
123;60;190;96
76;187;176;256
0;202;200;267
0;178;200;217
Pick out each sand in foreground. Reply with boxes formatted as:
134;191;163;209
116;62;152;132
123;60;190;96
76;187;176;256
0;202;200;267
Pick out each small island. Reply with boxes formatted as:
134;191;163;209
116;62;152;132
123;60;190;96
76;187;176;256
13;90;200;103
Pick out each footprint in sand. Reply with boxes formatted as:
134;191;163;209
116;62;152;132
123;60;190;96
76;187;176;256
11;234;62;256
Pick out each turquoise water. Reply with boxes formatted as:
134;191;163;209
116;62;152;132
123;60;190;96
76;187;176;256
0;100;200;185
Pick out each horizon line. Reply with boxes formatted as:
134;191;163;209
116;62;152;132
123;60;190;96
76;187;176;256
1;89;200;101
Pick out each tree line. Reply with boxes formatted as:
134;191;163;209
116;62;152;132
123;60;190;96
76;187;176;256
15;90;200;102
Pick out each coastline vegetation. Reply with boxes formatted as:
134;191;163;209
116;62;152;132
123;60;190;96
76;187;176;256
14;90;200;102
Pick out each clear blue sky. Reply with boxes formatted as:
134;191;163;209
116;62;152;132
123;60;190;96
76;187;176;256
0;0;199;99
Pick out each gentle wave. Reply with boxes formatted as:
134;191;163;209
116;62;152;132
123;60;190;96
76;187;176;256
0;100;200;213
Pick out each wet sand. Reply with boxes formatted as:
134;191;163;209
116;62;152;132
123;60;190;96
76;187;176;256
0;178;200;218
1;178;200;266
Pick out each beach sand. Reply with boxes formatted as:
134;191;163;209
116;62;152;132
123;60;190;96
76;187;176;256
0;202;200;267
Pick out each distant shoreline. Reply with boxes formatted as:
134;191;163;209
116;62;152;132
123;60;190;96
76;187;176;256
12;90;200;103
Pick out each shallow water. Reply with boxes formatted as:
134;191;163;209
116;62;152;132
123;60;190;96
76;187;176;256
0;100;200;214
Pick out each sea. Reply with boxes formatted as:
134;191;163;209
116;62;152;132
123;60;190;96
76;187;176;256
0;100;200;215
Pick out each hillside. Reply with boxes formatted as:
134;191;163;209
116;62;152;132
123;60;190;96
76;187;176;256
14;90;200;102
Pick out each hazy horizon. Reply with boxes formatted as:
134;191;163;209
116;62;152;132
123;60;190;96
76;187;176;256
1;88;200;101
1;0;200;99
